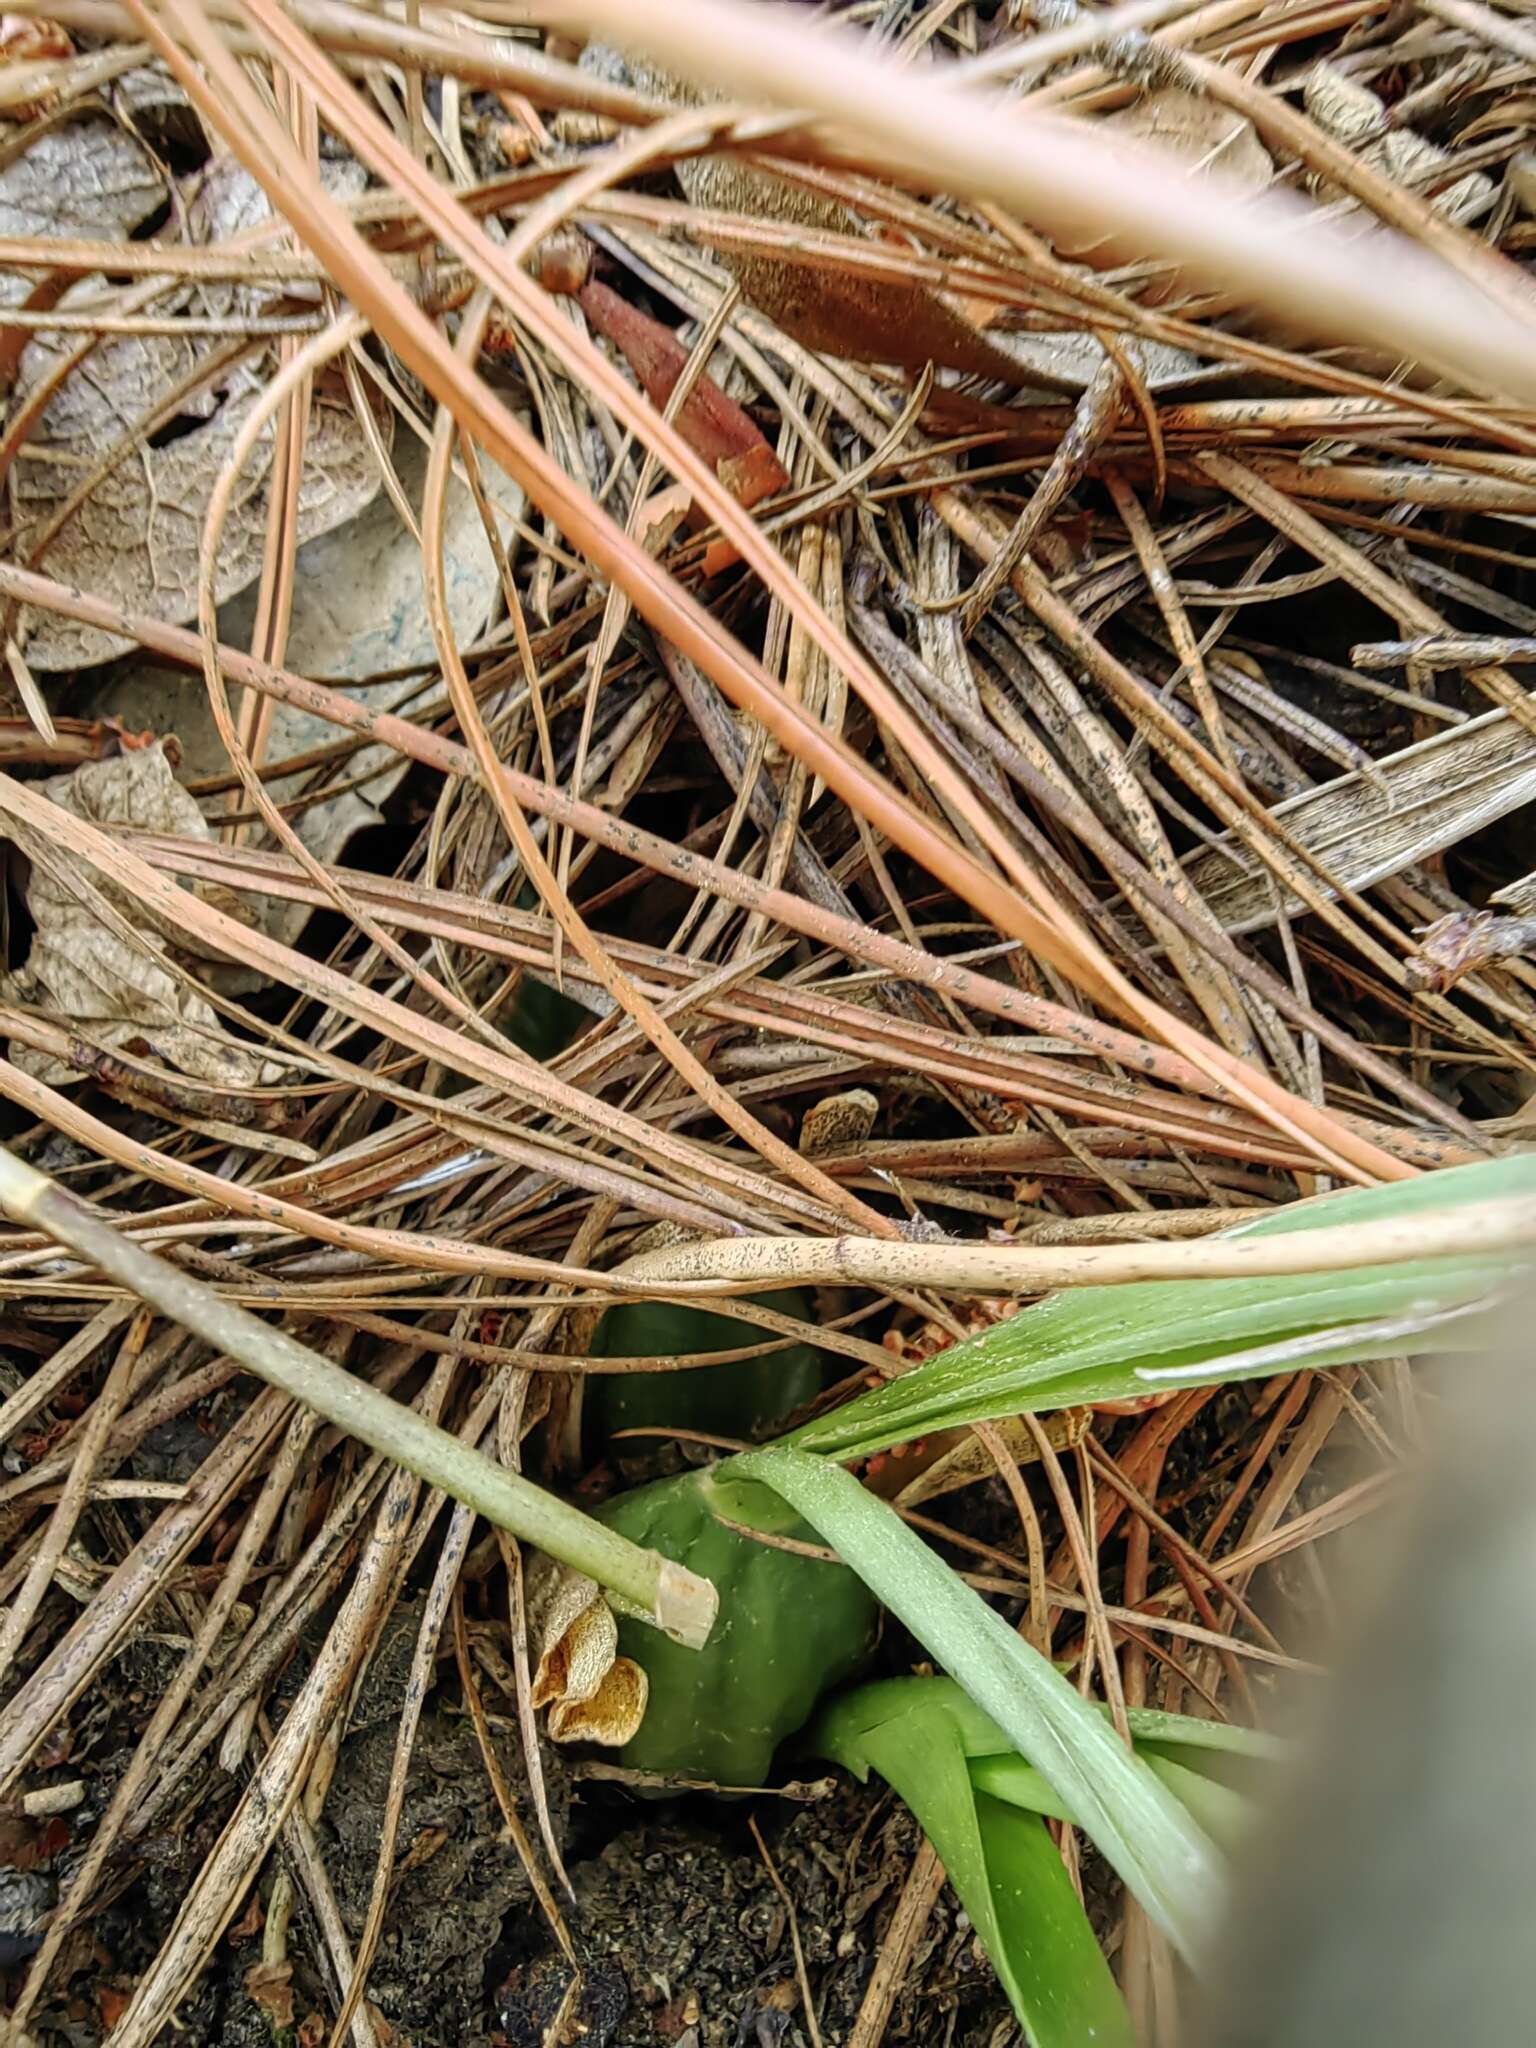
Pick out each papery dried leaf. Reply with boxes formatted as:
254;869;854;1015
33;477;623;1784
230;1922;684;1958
580;45;1218;396
701;443;794;575
546;1656;648;1747
529;1555;616;1708
8;157;385;670
582;47;1042;382
1056;89;1271;267
0;115;163;239
10;338;384;669
576;275;789;573
527;1556;650;1746
244;1959;295;2031
96;1986;132;2031
0;742;279;1089
225;1891;264;1944
798;1088;878;1160
715;442;784;508
29;743;250;954
536;1591;619;1710
77;439;523;947
111;63;205;164
1113;87;1271;188
1;923;273;1090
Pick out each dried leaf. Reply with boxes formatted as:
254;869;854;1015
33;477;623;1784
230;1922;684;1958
1112;86;1272;188
225;1891;264;1944
80;438;525;945
576;273;789;565
530;1562;618;1709
28;742;249;953
8;156;385;670
591;47;1049;383
528;1555;648;1748
547;1656;648;1746
10;340;385;670
96;1986;132;2030
798;1088;878;1160
579;280;754;466
111;62;205;163
244;1959;295;2031
1056;89;1271;267
0;742;279;1089
0;114;163;240
581;46;1223;396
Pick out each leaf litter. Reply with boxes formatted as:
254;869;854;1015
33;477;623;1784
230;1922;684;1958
0;0;1535;2042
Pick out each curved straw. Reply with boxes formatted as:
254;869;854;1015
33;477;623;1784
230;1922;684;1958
0;1144;716;1648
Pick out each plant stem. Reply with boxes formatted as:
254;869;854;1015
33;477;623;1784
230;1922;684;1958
0;1145;715;1648
620;1190;1536;1292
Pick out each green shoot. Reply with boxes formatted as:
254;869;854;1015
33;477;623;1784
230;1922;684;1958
786;1156;1533;1461
738;1447;1222;1960
813;1677;1268;2041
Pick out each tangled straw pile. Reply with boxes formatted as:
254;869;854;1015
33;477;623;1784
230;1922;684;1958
3;0;1536;2038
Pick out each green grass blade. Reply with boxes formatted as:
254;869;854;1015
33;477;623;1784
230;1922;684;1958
817;1689;1132;2045
815;1673;1284;1764
787;1158;1534;1460
1141;1753;1251;1847
739;1447;1222;1959
974;1797;1134;2048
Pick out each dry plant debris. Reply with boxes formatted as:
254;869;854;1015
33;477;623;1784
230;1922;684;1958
0;0;1534;2040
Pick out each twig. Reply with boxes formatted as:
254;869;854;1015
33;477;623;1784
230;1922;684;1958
0;1145;715;1647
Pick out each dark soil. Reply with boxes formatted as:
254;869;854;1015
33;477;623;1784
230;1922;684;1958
496;1787;1017;2048
26;1736;1015;2048
13;1574;1019;2048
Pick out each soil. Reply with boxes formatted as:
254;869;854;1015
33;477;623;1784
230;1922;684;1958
12;1556;1022;2048
496;1787;1017;2048
29;1733;1015;2048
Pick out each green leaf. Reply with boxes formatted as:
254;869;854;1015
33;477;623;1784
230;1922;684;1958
1140;1753;1251;1848
815;1673;1283;1765
738;1447;1222;1959
973;1796;1133;2048
786;1157;1532;1460
818;1686;1132;2046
